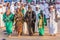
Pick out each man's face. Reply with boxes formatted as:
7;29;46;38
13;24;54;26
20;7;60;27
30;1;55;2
50;6;54;12
6;9;10;15
36;7;39;11
17;3;20;6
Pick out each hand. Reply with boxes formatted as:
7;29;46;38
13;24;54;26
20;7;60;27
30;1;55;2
55;19;58;22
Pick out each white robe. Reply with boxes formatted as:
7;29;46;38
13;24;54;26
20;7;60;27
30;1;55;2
31;5;35;11
25;5;28;11
22;0;26;3
2;6;6;13
23;22;28;34
49;11;58;35
40;4;43;10
33;0;36;4
10;5;15;14
0;7;5;27
23;8;28;34
35;10;40;32
2;6;6;27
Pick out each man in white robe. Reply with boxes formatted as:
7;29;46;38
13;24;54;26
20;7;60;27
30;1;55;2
2;3;7;27
0;4;5;27
10;2;15;14
49;5;58;36
35;5;40;32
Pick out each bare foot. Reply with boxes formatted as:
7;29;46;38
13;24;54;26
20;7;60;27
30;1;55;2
8;35;12;38
50;34;53;36
54;34;56;36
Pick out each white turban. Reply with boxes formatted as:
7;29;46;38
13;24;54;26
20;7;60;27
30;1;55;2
36;4;40;8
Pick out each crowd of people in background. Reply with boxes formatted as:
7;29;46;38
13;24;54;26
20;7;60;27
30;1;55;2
0;0;60;38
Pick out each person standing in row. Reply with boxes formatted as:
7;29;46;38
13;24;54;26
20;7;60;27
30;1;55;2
49;5;58;36
14;8;24;37
38;10;47;36
0;4;4;28
3;8;14;37
35;5;40;32
25;5;36;36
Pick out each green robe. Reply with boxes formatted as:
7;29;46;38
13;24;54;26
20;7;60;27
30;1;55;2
3;13;14;35
22;9;25;15
38;13;47;36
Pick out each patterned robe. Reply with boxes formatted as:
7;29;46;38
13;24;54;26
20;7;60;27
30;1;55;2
38;13;47;36
14;12;24;34
25;11;36;35
3;13;14;35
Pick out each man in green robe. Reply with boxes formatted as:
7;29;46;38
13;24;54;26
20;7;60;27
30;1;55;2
3;9;14;37
38;10;47;36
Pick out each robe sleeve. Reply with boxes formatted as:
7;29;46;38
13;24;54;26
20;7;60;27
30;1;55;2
44;15;47;26
3;13;6;22
38;13;40;27
32;11;36;22
24;11;28;22
9;13;14;22
3;13;8;22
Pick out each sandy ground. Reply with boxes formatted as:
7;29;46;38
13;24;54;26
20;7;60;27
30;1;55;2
0;20;60;40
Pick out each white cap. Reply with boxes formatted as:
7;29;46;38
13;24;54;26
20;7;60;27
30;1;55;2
12;2;15;4
36;4;40;8
50;5;54;8
17;2;20;3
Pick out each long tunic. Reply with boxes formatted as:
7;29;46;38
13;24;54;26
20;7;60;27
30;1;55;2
49;11;58;35
25;11;36;35
0;7;5;27
0;5;5;27
14;12;24;34
38;13;47;36
3;13;14;35
35;11;40;32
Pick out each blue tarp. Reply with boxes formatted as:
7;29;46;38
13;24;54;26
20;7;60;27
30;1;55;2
4;0;12;2
4;0;20;2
